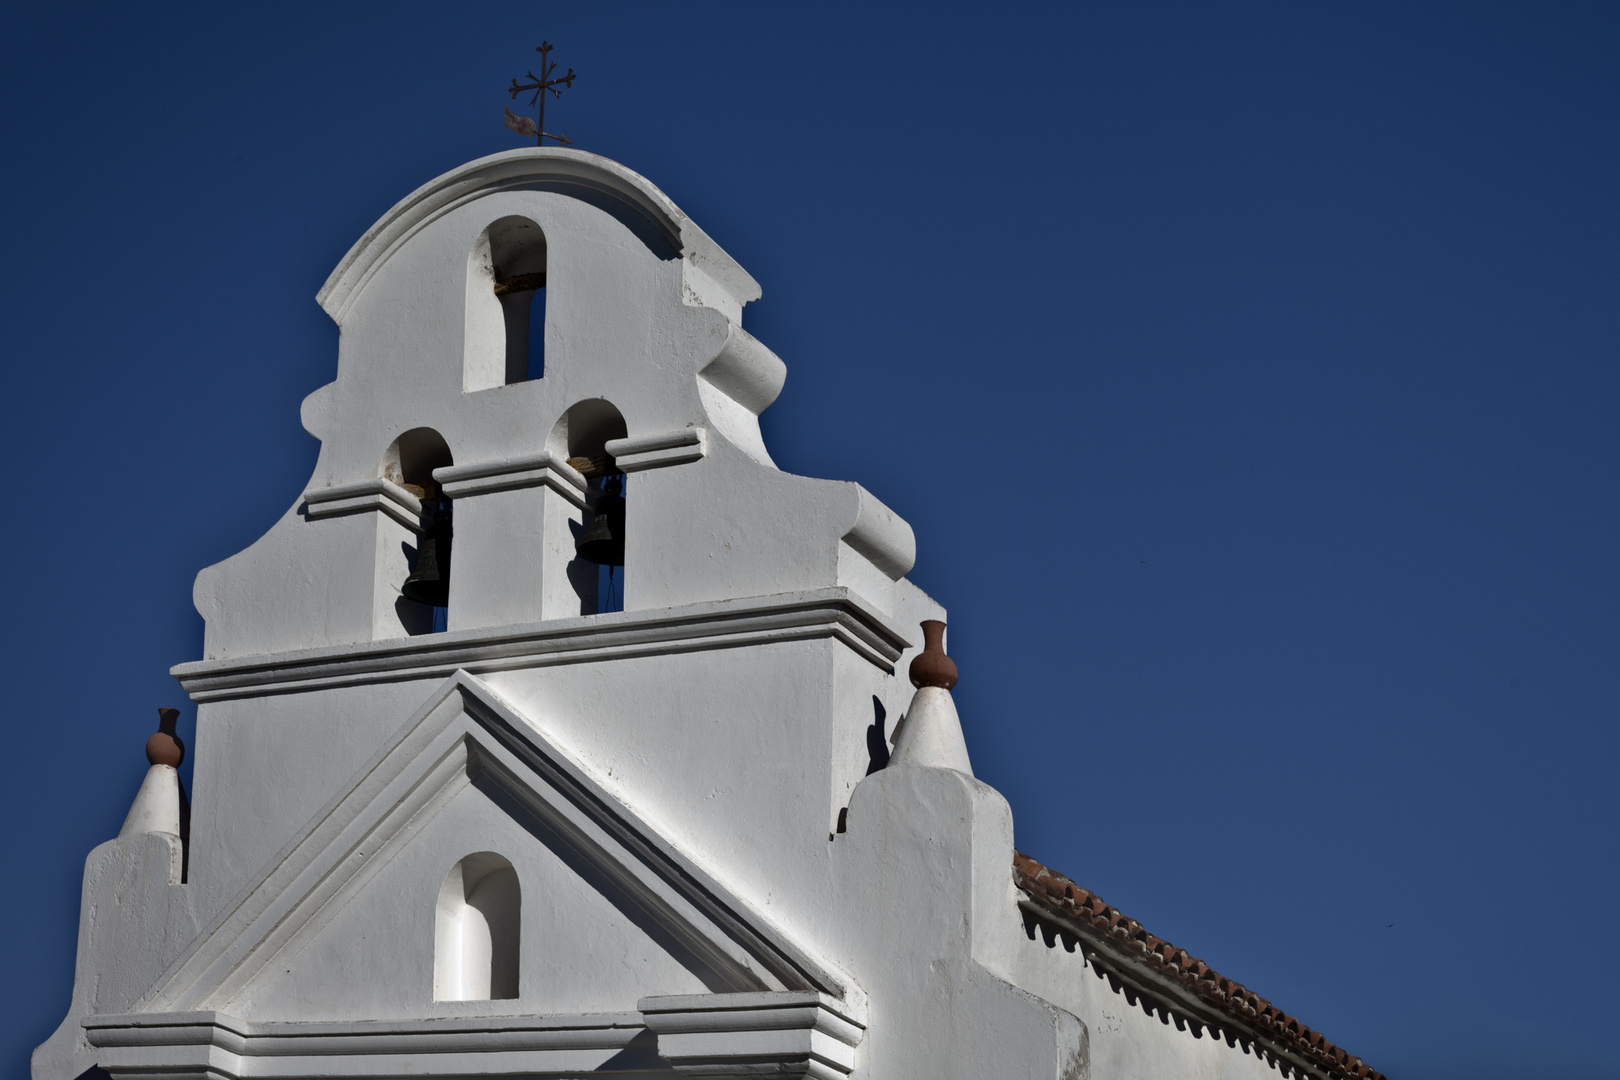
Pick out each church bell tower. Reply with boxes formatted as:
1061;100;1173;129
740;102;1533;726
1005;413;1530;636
33;147;1094;1080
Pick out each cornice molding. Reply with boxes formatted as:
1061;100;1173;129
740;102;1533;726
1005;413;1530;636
84;1010;649;1078
434;451;589;507
640;991;865;1080
86;991;867;1080
172;588;912;702
301;477;423;532
606;428;706;473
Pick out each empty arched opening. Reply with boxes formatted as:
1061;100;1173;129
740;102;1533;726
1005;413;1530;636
434;852;520;1002
383;428;454;635
464;216;547;391
550;400;628;615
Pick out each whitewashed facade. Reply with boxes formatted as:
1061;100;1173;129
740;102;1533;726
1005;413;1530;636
34;149;1382;1080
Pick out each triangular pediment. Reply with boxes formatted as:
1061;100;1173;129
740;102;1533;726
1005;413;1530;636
139;672;847;1018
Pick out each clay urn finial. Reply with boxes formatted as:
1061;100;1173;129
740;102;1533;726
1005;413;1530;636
146;707;185;768
908;620;958;690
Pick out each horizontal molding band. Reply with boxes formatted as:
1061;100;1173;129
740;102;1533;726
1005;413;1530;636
640;991;864;1045
302;478;423;532
85;1010;651;1078
638;991;863;1079
639;990;864;1028
434;452;589;507
172;588;912;702
606;428;706;473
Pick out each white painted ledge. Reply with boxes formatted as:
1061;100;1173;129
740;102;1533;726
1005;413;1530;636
171;587;913;701
84;1011;653;1079
639;991;866;1079
302;477;423;532
434;452;589;507
605;428;707;473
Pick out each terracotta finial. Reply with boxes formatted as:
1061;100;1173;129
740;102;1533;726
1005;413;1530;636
908;620;958;690
146;707;185;768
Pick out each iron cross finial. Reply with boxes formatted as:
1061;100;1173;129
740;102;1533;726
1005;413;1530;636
504;41;576;147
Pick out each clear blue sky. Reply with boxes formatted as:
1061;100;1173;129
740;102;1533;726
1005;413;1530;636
3;4;1617;1078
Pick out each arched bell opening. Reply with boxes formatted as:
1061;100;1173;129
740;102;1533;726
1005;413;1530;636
464;216;547;392
433;852;520;1002
549;400;627;615
383;428;454;635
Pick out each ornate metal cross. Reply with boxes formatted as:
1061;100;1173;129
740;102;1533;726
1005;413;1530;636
505;41;577;147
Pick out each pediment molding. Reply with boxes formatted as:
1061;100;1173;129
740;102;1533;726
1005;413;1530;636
136;671;858;1018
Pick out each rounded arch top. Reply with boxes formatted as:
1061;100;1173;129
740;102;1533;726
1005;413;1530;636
381;427;453;487
549;398;627;461
317;147;760;323
479;215;548;281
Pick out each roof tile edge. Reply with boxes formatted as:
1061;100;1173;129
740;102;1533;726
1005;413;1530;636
1013;852;1386;1080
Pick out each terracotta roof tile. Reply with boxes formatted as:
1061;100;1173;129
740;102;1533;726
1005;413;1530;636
1013;851;1385;1080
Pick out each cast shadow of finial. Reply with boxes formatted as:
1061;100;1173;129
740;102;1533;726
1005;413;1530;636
865;695;890;775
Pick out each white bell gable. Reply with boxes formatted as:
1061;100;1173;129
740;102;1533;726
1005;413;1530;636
36;145;1361;1080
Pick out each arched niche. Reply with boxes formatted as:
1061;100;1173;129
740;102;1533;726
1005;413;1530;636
464;216;548;392
550;401;629;615
434;852;520;1002
382;428;454;635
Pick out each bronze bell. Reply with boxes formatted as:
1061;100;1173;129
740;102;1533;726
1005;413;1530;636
576;474;625;566
402;484;453;607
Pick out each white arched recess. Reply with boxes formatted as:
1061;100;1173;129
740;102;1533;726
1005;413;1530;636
434;851;520;1001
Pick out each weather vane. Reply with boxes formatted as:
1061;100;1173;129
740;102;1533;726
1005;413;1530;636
504;41;576;147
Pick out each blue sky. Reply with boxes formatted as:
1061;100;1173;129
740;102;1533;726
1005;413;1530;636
3;4;1617;1077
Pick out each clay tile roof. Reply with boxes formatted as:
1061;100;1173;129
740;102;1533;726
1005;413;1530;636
1013;851;1385;1080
